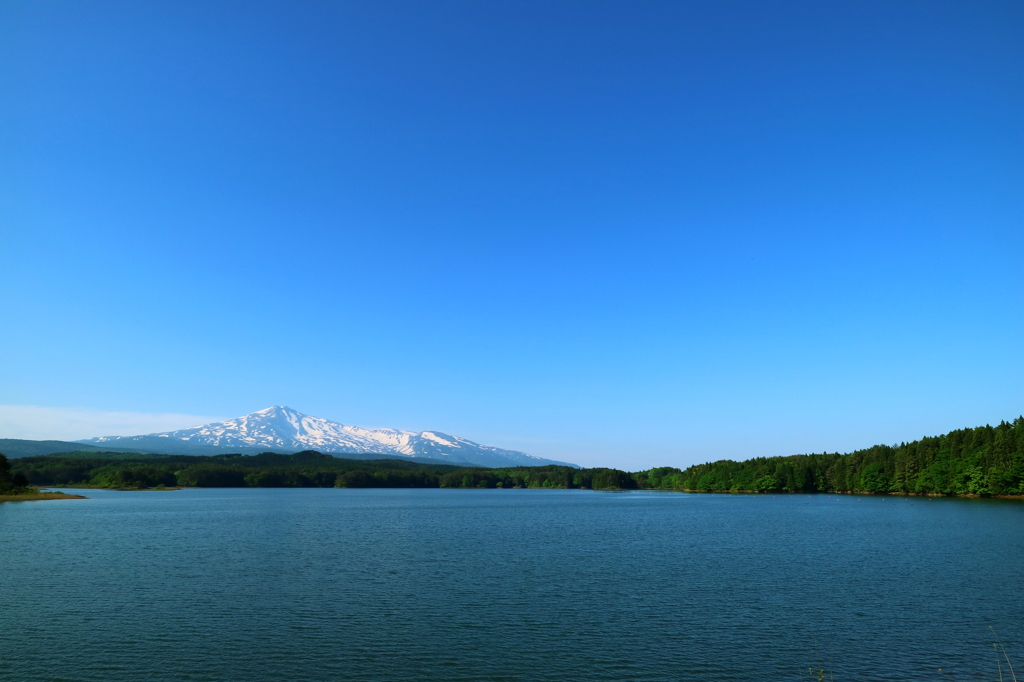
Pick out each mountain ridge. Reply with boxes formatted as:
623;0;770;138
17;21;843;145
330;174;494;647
78;406;578;468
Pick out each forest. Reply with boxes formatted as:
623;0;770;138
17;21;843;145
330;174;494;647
636;417;1024;495
5;416;1023;496
0;454;31;493
7;450;635;491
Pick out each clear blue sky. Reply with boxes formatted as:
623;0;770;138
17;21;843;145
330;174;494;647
1;0;1021;468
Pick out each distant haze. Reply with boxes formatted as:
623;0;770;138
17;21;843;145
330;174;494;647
0;405;223;442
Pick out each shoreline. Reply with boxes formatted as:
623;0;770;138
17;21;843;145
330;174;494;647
664;488;1024;499
0;490;88;503
40;484;184;491
19;486;1024;499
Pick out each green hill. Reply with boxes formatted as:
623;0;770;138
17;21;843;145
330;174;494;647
0;439;162;459
0;437;437;462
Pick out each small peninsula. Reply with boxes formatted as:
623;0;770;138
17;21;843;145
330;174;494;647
0;490;87;503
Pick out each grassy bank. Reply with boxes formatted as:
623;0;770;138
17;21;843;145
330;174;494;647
0;489;87;503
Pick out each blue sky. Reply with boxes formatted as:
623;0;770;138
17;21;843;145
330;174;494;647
1;0;1021;468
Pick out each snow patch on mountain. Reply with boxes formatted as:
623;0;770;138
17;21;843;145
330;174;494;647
421;431;456;447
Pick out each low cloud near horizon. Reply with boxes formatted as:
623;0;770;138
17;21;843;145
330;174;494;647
0;405;224;441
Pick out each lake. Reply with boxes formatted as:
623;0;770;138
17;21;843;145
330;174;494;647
1;488;1022;681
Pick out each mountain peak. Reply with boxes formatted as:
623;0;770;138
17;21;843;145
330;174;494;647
79;407;578;468
253;405;302;417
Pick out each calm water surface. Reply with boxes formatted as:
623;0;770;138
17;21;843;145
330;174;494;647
1;489;1022;681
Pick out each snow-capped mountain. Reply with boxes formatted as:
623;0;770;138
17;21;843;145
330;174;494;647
78;406;577;468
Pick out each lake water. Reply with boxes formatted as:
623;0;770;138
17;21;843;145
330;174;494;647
1;489;1022;681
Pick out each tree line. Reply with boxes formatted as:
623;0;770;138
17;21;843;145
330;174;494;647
635;417;1024;495
8;450;635;491
0;454;31;493
6;416;1023;496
